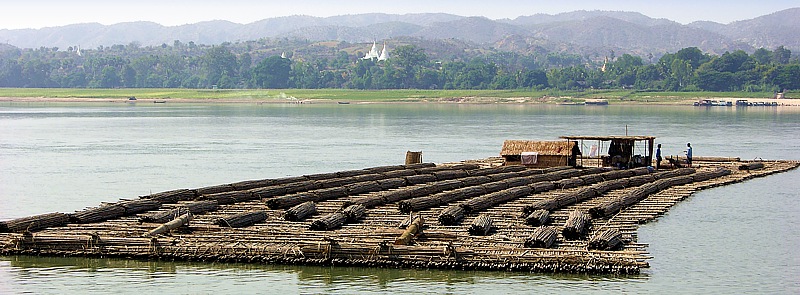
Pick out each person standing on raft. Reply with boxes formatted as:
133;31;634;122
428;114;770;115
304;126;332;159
656;144;662;170
685;143;693;167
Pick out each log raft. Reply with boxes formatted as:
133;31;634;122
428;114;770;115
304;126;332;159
1;159;797;275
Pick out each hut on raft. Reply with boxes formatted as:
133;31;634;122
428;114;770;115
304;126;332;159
500;140;581;168
560;135;655;169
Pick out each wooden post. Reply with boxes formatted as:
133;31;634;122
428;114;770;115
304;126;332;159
405;151;422;165
145;213;193;237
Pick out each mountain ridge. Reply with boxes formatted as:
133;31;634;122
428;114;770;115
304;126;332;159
1;9;797;56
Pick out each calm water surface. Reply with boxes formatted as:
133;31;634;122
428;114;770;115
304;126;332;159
1;102;798;294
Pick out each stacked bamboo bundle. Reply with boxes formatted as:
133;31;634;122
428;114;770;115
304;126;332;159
117;199;161;215
146;213;192;237
196;190;255;205
438;206;465;225
562;210;591;240
589;168;715;218
142;189;197;204
341;204;366;222
309;212;347;231
521;168;687;215
588;229;623;250
398;168;584;213
308;204;367;230
139;207;190;223
284;201;317;221
460;186;533;213
739;162;765;170
215;211;268;228
139;200;220;223
195;184;236;196
71;204;127;223
468;214;493;236
0;212;70;232
524;209;550;226
524;226;558;248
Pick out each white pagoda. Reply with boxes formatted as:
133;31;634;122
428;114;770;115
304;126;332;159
363;41;389;61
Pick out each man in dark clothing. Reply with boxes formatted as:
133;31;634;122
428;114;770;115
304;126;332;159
655;144;662;170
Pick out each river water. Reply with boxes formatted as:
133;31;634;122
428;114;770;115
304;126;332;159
1;102;798;294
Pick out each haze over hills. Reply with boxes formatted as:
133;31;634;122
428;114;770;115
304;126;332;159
1;8;797;57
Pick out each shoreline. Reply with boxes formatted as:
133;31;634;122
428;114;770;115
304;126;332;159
1;96;799;107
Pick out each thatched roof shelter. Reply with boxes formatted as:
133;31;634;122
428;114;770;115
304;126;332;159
500;140;575;156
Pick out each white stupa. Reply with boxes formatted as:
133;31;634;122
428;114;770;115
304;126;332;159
363;41;389;61
378;42;389;61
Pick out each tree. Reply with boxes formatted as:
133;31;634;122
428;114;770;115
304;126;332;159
204;45;238;88
251;55;291;88
773;46;792;65
99;66;121;88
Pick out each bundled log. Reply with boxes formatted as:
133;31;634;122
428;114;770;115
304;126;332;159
432;179;464;191
588;229;624;250
460;186;532;213
71;204;126;223
138;207;190;223
524;226;558;248
562;210;591;240
230;178;275;191
304;172;340;181
309;212;347;231
432;170;469;181
524;209;550;226
284;201;317;221
250;186;288;199
0;212;70;232
626;174;655;187
394;215;424;245
404;174;437;185
377;178;408;190
266;193;319;209
341;204;366;223
522;187;595;214
334;169;368;178
555;178;584;189
438;206;465;225
117;199;161;215
282;181;323;195
183;200;220;213
364;165;405;173
460;175;492;186
397;185;487;213
468;214;493;236
739;162;765;170
529;181;555;193
381;169;417;179
502;177;532;188
313;187;349;200
195;184;236;196
316;177;357;189
215;211;268;228
345;181;382;195
145;213;192;237
692;168;731;182
197;190;254;205
142;189;196;204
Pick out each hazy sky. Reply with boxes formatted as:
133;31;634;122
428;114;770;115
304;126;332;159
3;0;798;30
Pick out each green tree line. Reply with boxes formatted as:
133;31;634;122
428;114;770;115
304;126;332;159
0;40;797;92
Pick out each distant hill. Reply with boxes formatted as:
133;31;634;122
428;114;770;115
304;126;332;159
1;9;798;57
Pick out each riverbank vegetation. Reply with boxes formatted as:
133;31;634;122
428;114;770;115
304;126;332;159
1;88;794;104
0;38;797;95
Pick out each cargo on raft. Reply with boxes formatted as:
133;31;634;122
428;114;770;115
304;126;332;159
1;137;797;275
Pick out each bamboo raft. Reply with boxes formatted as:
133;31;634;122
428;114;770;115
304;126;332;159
1;159;797;274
